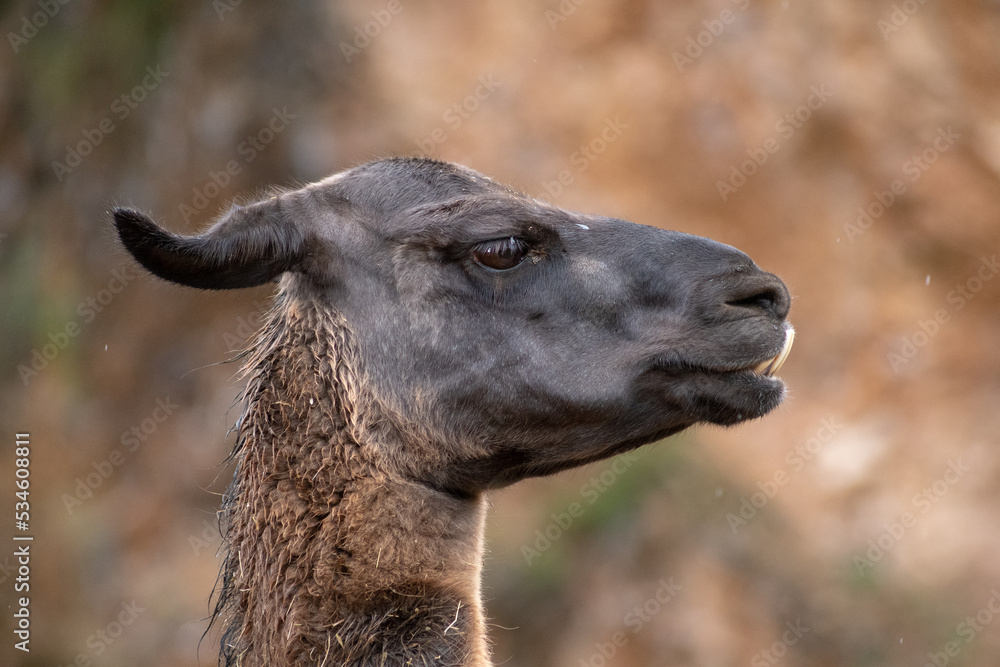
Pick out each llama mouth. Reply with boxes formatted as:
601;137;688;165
750;326;795;378
688;325;794;425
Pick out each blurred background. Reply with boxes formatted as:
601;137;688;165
2;0;1000;665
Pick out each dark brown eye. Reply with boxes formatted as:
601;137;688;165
472;237;529;271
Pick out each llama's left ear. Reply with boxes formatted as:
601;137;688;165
113;200;306;290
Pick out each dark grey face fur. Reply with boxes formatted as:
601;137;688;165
114;158;791;495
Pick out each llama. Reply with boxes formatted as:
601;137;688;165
114;157;793;666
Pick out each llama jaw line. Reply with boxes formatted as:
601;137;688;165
752;326;795;378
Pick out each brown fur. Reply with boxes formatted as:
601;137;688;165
214;285;488;666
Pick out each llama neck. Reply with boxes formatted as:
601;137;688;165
216;297;490;666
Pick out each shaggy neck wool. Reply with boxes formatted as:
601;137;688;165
212;291;489;666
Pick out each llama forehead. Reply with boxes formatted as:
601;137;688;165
338;158;508;208
301;158;535;238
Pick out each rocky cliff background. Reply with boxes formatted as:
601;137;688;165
2;1;1000;665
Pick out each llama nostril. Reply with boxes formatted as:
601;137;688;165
727;288;780;315
723;275;790;320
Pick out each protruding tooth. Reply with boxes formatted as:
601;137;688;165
754;357;776;375
752;327;795;377
768;327;795;376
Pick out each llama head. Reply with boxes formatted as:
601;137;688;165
115;158;792;496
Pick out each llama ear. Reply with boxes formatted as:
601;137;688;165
112;202;306;290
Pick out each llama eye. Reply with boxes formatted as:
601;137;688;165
471;237;529;271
